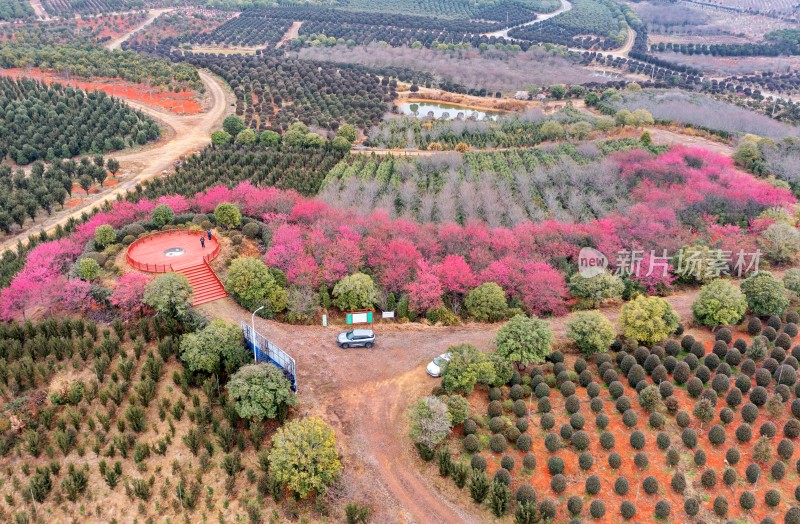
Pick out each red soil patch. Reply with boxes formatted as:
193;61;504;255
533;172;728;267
0;68;202;115
65;198;83;208
103;179;119;186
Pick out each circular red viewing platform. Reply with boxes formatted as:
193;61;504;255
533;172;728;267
126;229;221;273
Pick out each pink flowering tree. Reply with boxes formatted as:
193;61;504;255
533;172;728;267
407;259;443;313
110;272;153;318
60;279;95;313
435;254;476;312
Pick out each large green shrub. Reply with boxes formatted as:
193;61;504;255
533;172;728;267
495;314;553;366
180;319;248;375
464;282;508;322
618;295;679;346
227;363;297;422
94;224;115;248
226;258;288;316
441;344;495;394
214;202;242;229
151;204;175;227
143;273;192;319
568;271;624;308
692;279;747;327
332;273;378;311
741;271;789;317
566;310;616;357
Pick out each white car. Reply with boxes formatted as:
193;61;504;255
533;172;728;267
427;353;451;377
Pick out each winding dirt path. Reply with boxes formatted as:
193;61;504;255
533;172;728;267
200;284;703;523
29;0;48;19
106;8;172;51
483;0;573;38
0;69;232;254
275;21;303;49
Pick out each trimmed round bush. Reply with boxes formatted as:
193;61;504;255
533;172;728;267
515;417;529;433
569;412;585;430
634;452;648;469
787;507;800;524
786;419;800;438
571;431;590;451
742;358;757;376
768;315;783;330
585;474;601;495
713;496;729;517
666;448;680;467
560;381;576;398
560;424;573;440
701;469;717;489
656;432;671;450
630;431;645;450
742;403;759;423
510;384;525;400
726;387;742;408
620;500;636;520
586;382;600;398
737;424;753;443
544;433;562;453
764;326;779;341
615;396;631;414
547;456;564;475
489;434;507;453
516;433;532;453
578;451;594;471
707;352;722;370
590;500;606;519
709;425;726;446
516;484;536;504
522;453;536;471
550;474;567;493
746;463;761;484
471;454;487;471
684;353;699;371
540;413;555;430
655;500;670;519
489;416;505;434
681;335;696;351
682;428;698;448
664;356;677;374
665;340;680;356
673;362;691;384
489;387;502;401
622;409;638;428
463;419;478;435
590;398;603;414
726;348;742;367
766;489;781;508
567;496;582;516
740;491;756;511
686;377;704;398
723;467;737;486
649;412;665;429
684;497;700;517
512;399;528;417
642;476;658;495
658;381;674;399
748;317;763;335
600;431;615;450
534;383;550;399
779;439;795;460
488;400;503;417
777;333;793;350
595;413;609;430
539;499;557;520
761;422;777;438
694;449;707;467
671;472;686;493
614;476;629;495
727;448;741;465
501;455;515;471
773;460;787;480
756;368;773;387
720;407;734;424
609;381;624;399
608;452;622;469
712;374;730;394
463;434;480;453
494;467;511;485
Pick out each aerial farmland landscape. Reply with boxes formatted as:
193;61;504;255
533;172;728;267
2;0;800;522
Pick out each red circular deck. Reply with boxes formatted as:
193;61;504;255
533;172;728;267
126;229;221;272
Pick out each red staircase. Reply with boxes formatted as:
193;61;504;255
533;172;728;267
173;261;228;306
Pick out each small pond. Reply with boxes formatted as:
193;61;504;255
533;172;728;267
398;101;499;121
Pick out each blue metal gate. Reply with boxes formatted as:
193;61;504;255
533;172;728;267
241;321;297;392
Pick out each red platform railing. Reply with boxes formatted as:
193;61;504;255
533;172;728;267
126;229;221;273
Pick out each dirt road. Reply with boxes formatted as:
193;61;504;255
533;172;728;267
483;0;573;39
275;21;303;49
0;69;232;254
200;285;702;523
29;0;47;19
106;8;172;51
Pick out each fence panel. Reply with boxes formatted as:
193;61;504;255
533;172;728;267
241;322;297;392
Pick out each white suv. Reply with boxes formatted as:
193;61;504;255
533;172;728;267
337;329;376;349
